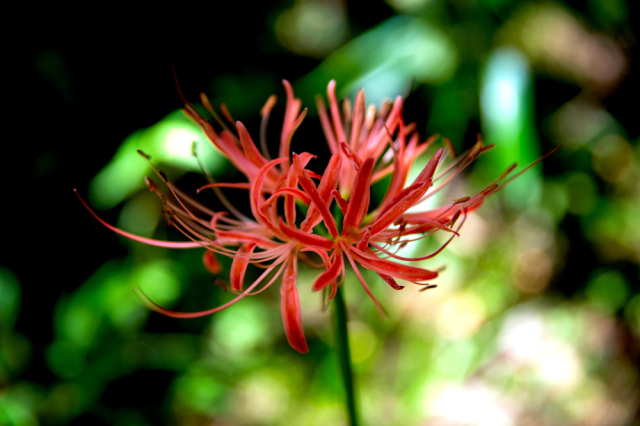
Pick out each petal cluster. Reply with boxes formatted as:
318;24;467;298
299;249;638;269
78;80;551;353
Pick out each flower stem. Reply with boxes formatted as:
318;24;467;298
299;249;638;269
332;284;359;426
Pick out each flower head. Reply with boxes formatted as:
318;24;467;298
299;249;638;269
77;80;556;353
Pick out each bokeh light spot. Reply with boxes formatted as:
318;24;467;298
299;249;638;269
591;134;634;183
276;0;347;58
212;299;270;354
347;321;377;364
173;374;227;415
565;172;598;216
512;248;553;293
436;293;486;340
586;269;629;314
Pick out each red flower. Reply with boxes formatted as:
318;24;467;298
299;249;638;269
77;80;556;353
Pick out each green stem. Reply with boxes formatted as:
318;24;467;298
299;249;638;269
332;285;359;426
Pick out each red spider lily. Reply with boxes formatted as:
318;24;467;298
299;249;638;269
77;79;557;353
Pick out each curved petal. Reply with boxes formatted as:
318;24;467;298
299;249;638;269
312;247;343;292
280;258;308;353
293;153;339;238
301;153;342;232
279;219;334;250
230;243;257;291
343;157;374;232
203;250;222;275
237;121;268;168
349;246;438;282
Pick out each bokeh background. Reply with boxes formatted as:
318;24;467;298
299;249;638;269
4;0;639;424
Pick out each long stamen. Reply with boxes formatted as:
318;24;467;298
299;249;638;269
138;150;214;219
341;242;387;318
369;211;467;262
191;142;253;223
75;189;203;249
133;256;285;318
200;92;231;133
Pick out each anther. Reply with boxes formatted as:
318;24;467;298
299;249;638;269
449;210;461;228
419;284;438;292
144;177;157;191
443;137;456;157
481;184;498;195
500;163;518;180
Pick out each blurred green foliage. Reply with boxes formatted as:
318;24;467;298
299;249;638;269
6;0;639;424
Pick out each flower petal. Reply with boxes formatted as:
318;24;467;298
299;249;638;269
280;258;308;353
230;243;256;291
279;219;334;250
301;153;342;232
327;80;346;146
367;181;430;237
349;246;438;282
203;251;222;275
250;157;288;235
311;247;343;292
262;188;311;210
349;88;365;150
343;157;374;232
413;148;443;185
293;153;339;238
378;273;404;290
340;141;362;172
237;121;268;168
315;95;338;154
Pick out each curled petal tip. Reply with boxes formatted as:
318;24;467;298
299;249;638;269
281;260;309;353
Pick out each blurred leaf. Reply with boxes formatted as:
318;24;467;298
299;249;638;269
173;373;228;415
89;110;223;209
298;16;458;105
46;341;86;379
0;333;31;383
211;299;271;356
131;259;182;307
479;46;541;208
207;73;279;119
0;383;40;426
